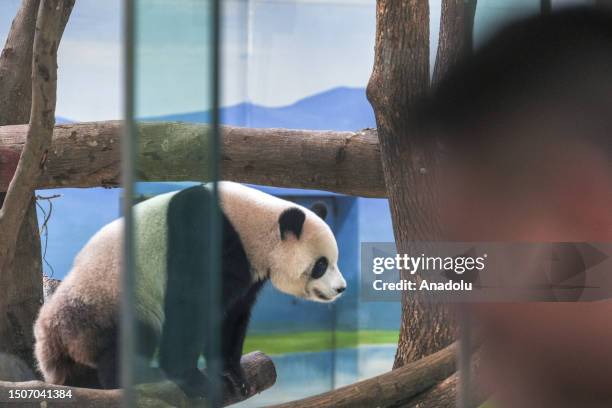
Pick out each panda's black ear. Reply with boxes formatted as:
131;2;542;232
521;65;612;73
279;208;306;240
310;202;328;221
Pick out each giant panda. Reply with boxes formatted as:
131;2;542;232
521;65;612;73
34;182;346;398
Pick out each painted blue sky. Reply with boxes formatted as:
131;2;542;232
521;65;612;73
1;0;591;121
0;0;592;278
1;0;121;121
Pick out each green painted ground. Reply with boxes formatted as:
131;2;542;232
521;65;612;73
245;330;496;407
243;330;399;355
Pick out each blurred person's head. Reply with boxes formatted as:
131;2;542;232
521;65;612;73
416;7;612;242
414;7;612;407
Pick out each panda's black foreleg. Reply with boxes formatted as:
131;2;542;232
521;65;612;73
159;257;210;398
220;281;265;397
96;346;119;389
158;293;209;398
94;325;120;389
158;310;209;397
221;306;252;397
134;319;165;384
161;186;213;399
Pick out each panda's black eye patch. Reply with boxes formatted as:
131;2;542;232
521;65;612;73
311;257;328;279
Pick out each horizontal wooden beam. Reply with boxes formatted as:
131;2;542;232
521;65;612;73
0;121;385;197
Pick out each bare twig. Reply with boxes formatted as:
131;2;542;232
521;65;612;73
35;193;61;277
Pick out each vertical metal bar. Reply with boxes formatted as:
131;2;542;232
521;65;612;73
457;310;471;408
331;288;337;390
121;0;136;406
458;2;477;406
330;199;338;391
464;0;478;55
206;0;222;406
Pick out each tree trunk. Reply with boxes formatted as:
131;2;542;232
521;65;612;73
367;0;449;369
367;0;476;370
0;0;42;371
0;0;74;372
434;0;477;86
0;196;42;371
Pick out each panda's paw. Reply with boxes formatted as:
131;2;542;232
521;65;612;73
223;366;251;397
177;369;209;399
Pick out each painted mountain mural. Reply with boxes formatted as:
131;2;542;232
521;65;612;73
152;87;377;131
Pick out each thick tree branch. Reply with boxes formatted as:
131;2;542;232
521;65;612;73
401;351;485;408
267;342;457;408
0;351;276;407
0;0;74;371
0;0;44;372
0;0;72;125
402;372;458;408
0;0;39;125
0;121;386;197
433;0;477;85
0;0;73;271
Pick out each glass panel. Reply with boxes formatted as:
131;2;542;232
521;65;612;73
222;1;385;406
126;0;221;405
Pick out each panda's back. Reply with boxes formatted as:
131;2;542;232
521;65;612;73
49;217;123;317
133;190;179;333
46;183;272;339
41;191;176;341
133;184;222;332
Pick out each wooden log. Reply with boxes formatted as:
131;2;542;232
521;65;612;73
0;352;36;382
402;372;458;408
0;121;385;197
267;342;457;408
0;351;276;407
402;350;485;408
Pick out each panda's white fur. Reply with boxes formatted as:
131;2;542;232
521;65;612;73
34;181;345;392
218;182;344;301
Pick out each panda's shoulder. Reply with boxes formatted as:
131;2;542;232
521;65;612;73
218;182;289;209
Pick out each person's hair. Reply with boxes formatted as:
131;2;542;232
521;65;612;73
414;6;612;155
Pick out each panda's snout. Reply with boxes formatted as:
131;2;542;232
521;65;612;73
332;270;347;297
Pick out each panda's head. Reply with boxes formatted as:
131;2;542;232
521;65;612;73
268;203;346;303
